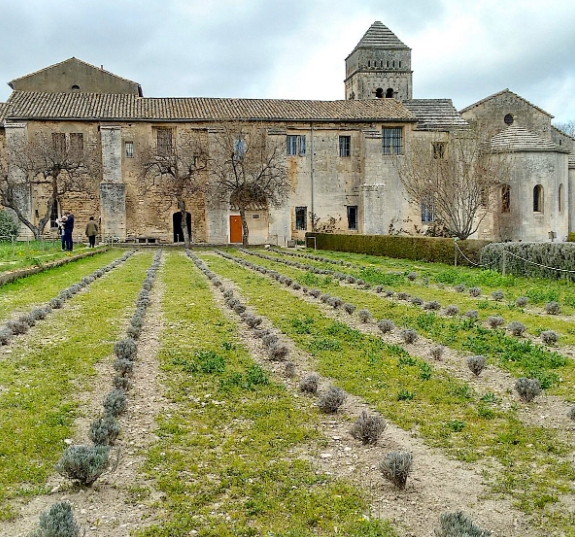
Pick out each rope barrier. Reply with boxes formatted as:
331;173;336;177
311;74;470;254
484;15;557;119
503;249;575;274
454;242;488;268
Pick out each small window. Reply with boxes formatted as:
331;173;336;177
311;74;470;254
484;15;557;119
233;138;245;159
339;136;351;157
504;114;514;126
286;135;306;156
501;185;511;213
71;84;80;92
559;184;564;212
52;132;66;154
375;88;384;98
382;127;403;154
125;141;134;158
347;206;358;230
533;185;543;212
399;61;402;68
386;88;394;98
432;142;446;159
368;60;371;67
69;133;84;159
421;198;434;224
295;206;307;230
156;127;173;156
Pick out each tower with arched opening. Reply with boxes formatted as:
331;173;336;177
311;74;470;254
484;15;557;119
345;21;412;101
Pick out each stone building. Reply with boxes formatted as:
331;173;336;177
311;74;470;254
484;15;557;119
0;22;572;244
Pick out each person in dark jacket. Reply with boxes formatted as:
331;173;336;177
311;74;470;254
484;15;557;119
63;211;74;253
85;216;98;248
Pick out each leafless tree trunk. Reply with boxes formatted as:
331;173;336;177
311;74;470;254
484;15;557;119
209;122;289;246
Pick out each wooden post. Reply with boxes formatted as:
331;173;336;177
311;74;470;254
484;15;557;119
502;249;507;277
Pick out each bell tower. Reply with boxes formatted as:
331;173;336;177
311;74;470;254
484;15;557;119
345;21;412;101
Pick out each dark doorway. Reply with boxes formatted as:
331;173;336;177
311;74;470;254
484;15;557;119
173;211;192;243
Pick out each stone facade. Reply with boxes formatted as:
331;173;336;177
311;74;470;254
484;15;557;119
0;21;573;244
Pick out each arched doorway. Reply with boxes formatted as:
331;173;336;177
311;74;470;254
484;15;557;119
173;211;192;243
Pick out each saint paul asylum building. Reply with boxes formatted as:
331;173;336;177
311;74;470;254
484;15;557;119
0;21;573;245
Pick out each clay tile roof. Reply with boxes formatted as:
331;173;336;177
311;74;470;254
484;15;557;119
569;154;575;169
490;125;569;153
5;91;417;122
460;89;553;118
352;21;409;51
403;99;468;131
0;102;10;123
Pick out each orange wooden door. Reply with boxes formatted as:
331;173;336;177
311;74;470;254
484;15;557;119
230;215;243;243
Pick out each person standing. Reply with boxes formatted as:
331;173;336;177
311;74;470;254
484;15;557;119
85;216;98;248
56;214;67;251
63;211;74;253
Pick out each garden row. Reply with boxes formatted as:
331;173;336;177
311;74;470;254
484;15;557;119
199;250;575;536
0;250;154;523
27;250;163;536
234;248;575;397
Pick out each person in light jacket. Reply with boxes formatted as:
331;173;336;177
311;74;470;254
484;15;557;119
85;216;98;248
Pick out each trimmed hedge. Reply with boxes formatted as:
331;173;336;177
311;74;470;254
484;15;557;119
305;233;489;266
481;242;575;280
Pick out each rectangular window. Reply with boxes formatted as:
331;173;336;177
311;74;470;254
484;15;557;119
501;185;511;213
421;198;434;223
52;132;66;155
339;136;351;157
295;206;307;230
432;142;446;159
233;137;245;159
347;205;358;230
287;135;306;156
382;127;403;155
156;128;173;156
125;141;134;158
69;133;84;159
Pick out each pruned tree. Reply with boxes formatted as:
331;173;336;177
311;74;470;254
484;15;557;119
139;128;208;246
209;122;289;245
398;126;513;240
0;132;100;239
554;120;575;138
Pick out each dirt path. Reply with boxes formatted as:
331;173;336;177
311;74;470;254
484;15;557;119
202;258;539;537
1;260;167;537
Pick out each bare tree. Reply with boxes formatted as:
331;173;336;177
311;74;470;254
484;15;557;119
554;120;575;137
398;127;513;240
209;122;289;245
139;129;208;246
0;133;100;239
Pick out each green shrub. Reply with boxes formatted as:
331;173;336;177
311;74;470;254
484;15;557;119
379;451;413;489
307;233;488;265
0;210;19;241
434;511;491;537
55;445;110;486
515;378;541;402
103;389;127;416
28;501;81;537
114;338;137;361
89;415;121;446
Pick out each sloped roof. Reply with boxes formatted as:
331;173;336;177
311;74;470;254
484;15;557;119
350;21;409;52
0;102;9;123
8;57;142;94
5;91;418;123
460;89;553;118
403;99;468;131
490;125;569;153
569;154;575;169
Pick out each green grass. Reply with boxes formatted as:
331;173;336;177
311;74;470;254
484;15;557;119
238;249;575;397
0;251;153;519
134;251;396;537
0;239;92;272
202;251;575;536
0;248;123;323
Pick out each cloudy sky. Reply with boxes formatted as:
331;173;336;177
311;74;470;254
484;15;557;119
2;0;575;124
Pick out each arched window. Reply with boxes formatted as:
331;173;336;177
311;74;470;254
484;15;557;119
558;184;564;212
386;88;394;98
504;114;514;126
71;84;80;92
501;185;511;213
375;88;384;98
533;185;543;212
